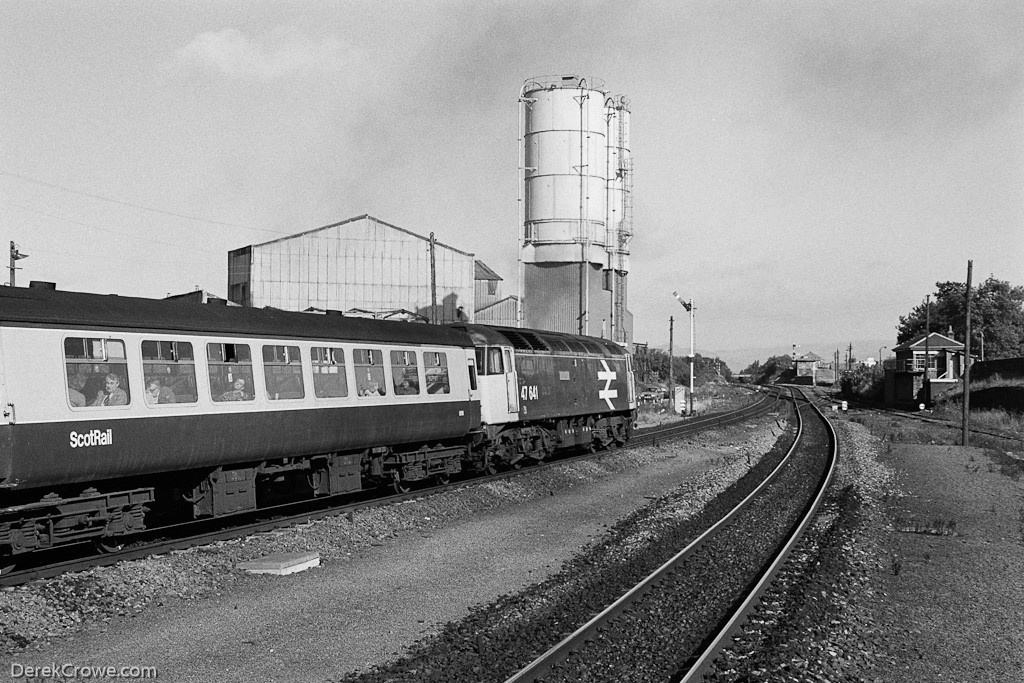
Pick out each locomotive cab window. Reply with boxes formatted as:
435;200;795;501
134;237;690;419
263;345;305;400
354;348;386;396
141;340;197;404
208;343;254;402
390;350;420;395
64;337;131;407
424;352;450;394
474;346;504;375
311;347;348;398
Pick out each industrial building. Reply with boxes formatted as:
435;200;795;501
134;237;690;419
473;260;518;327
227;215;476;323
519;75;634;345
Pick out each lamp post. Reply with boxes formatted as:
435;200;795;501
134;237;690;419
672;292;695;415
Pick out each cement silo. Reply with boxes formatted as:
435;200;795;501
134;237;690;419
518;75;633;344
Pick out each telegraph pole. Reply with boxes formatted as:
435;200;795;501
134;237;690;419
962;260;973;445
668;316;675;413
429;232;437;324
924;295;931;407
8;241;28;286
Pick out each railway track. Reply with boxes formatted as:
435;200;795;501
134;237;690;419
501;386;836;683
0;389;781;588
826;394;1023;445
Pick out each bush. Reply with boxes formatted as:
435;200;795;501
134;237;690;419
840;366;884;400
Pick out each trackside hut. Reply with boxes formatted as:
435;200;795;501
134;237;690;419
227;215;476;323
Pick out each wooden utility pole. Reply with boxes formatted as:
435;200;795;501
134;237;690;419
924;295;931;407
668;316;675;413
962;260;973;446
429;232;437;324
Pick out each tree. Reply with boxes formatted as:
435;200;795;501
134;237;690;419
897;276;1024;359
741;359;762;376
741;354;793;384
634;348;732;387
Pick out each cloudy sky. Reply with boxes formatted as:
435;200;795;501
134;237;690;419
1;1;1021;370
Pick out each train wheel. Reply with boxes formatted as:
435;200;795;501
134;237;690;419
613;422;627;446
393;478;411;495
0;559;14;576
94;539;125;554
435;472;451;486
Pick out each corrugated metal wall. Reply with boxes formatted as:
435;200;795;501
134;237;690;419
475;297;519;327
235;216;475;323
523;262;613;338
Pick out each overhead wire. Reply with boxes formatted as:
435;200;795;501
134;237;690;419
0;197;228;257
0;168;292;236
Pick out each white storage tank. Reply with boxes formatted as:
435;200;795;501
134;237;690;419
518;75;633;345
522;75;610;265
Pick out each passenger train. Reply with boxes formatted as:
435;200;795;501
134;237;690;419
0;285;635;558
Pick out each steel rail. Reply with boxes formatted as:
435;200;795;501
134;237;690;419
675;385;838;682
503;387;804;683
830;394;1022;444
1;390;781;587
632;387;782;448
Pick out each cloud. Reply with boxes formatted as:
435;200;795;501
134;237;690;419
176;27;361;81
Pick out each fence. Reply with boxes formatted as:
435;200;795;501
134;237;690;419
971;357;1024;381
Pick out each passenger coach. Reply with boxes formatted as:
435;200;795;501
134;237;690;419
0;285;479;556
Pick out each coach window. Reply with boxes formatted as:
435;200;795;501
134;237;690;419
207;343;255;402
423;352;450;394
311;347;348;398
354;348;387;396
141;340;197;404
390;350;420;395
263;345;305;400
63;337;131;407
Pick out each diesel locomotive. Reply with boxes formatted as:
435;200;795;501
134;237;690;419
0;285;636;559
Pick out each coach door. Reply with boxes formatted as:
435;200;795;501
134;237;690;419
503;348;519;414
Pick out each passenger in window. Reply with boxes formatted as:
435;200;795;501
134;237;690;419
67;373;87;407
360;380;381;396
396;379;416;395
92;373;128;406
145;379;176;405
219;377;249;401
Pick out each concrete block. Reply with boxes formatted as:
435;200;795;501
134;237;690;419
237;551;320;575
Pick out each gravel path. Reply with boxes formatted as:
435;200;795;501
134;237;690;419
3;416;784;682
868;440;1024;681
703;408;1024;683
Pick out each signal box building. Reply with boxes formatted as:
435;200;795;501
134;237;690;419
227;215;476;324
793;352;822;385
884;332;970;407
